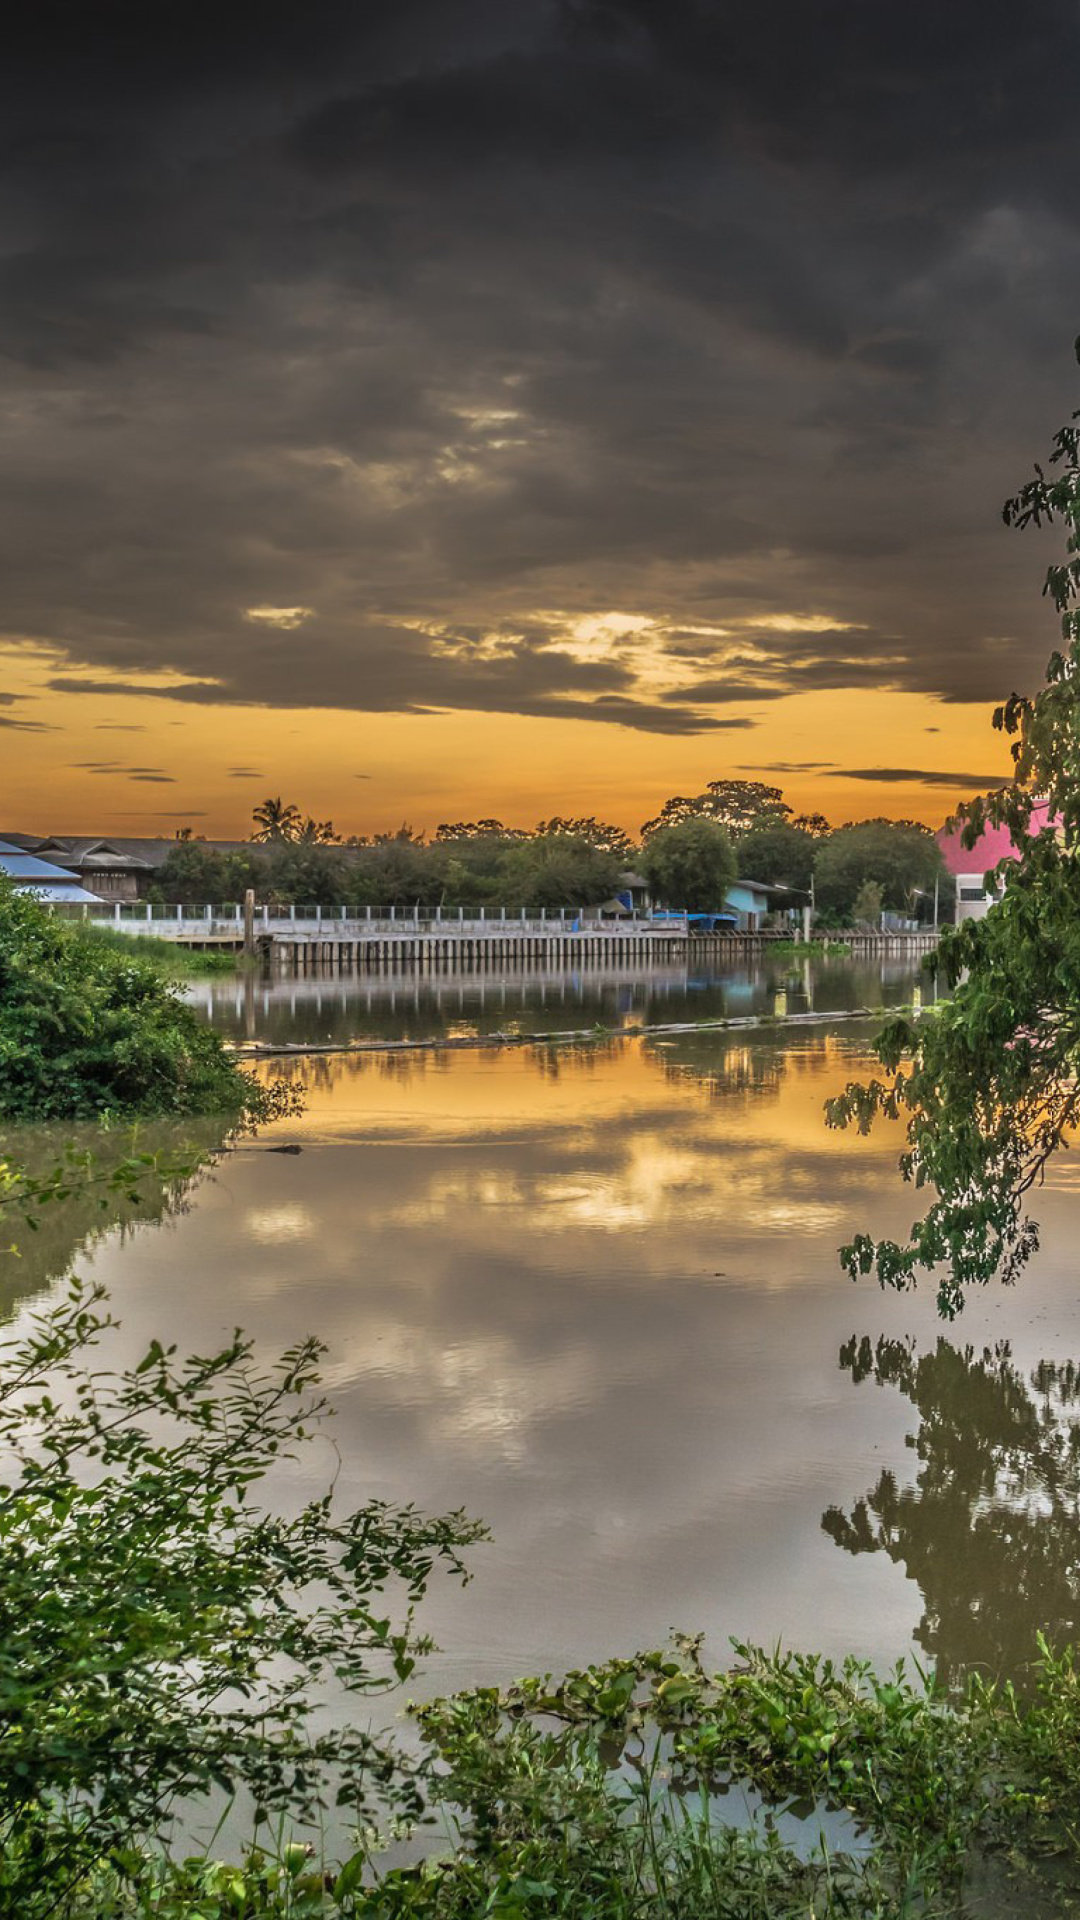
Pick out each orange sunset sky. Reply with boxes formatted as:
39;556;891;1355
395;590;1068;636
2;639;1016;841
1;4;1075;844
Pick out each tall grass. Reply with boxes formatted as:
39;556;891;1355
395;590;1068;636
72;922;238;976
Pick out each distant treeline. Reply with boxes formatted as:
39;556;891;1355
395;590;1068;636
154;781;947;920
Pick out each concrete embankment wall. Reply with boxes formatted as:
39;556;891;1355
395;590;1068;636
259;931;940;971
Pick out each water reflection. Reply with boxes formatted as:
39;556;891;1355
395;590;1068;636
13;1028;1080;1696
52;1034;935;1687
0;1119;227;1319
186;950;927;1046
824;1338;1080;1685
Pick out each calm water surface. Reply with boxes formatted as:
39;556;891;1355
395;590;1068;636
186;948;930;1043
12;958;1080;1708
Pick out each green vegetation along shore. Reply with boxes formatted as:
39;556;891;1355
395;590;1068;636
73;921;238;977
0;881;273;1122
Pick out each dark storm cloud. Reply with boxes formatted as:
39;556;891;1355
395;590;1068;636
3;2;1080;724
839;767;1011;787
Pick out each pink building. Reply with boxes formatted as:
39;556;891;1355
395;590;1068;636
936;798;1054;920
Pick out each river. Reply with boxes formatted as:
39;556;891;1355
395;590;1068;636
8;951;1080;1705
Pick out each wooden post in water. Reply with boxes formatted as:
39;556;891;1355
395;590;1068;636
243;889;255;958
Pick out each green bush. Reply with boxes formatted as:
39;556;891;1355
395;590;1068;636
0;882;273;1121
0;1271;483;1916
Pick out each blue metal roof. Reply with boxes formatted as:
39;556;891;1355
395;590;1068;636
16;882;104;904
0;850;81;882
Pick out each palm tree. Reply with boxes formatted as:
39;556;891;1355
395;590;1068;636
298;816;340;845
251;796;303;843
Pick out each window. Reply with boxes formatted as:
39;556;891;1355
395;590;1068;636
959;886;988;902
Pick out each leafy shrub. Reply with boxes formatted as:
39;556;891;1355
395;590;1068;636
0;881;276;1121
0;1274;484;1915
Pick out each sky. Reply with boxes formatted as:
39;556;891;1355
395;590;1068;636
2;0;1080;840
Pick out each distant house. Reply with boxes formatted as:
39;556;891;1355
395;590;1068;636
937;799;1056;921
605;872;803;930
0;834;249;902
0;839;101;904
28;838;154;902
724;879;776;931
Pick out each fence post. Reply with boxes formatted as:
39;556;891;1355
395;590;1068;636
146;902;152;922
177;903;184;923
114;903;121;925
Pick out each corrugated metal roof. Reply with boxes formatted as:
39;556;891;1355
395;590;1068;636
15;883;103;904
0;851;82;882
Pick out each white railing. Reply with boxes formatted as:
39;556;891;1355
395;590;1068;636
46;901;688;938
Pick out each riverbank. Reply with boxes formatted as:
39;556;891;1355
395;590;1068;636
73;922;239;977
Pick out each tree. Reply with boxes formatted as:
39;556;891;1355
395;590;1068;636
298;815;340;844
0;1270;482;1910
737;818;816;891
263;841;350;907
851;878;884;927
433;819;530;842
791;810;832;837
0;882;284;1123
641;779;789;841
534;816;635;860
251;796;303;843
813;820;943;920
496;833;624;909
828;339;1080;1312
639;817;737;909
155;841;258;905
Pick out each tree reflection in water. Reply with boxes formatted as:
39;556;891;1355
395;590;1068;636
823;1336;1080;1685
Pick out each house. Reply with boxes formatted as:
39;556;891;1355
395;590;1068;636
724;879;775;931
604;872;803;930
0;839;102;904
937;799;1055;921
0;834;252;901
